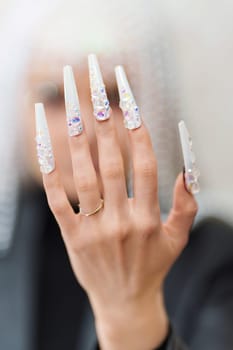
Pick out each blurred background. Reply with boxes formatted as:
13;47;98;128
0;0;232;224
0;2;232;248
0;0;233;348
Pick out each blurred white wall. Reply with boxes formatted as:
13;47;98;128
158;1;233;222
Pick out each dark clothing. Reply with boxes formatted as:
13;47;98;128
0;188;233;350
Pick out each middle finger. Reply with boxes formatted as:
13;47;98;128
88;54;128;210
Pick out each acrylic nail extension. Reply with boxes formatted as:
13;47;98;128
115;65;141;130
88;54;110;121
179;120;200;194
35;103;55;174
63;65;83;136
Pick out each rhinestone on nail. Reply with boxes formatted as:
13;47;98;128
66;102;83;136
120;89;141;129
115;66;142;130
64;66;84;137
88;54;110;121
35;104;55;174
179;120;200;194
184;128;200;194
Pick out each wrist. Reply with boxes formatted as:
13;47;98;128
92;290;169;350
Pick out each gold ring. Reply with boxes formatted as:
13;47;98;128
79;199;104;217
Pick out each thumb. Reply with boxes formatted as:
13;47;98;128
163;172;198;241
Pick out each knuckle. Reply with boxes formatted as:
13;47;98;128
136;159;157;179
185;203;198;217
139;220;159;239
109;224;122;238
102;161;123;180
77;176;97;193
118;226;130;241
49;195;67;216
108;221;130;241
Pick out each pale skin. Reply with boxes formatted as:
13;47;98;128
26;59;198;350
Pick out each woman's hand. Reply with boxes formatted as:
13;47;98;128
35;57;198;350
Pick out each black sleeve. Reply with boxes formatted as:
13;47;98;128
164;219;233;350
161;329;188;350
187;267;233;349
155;325;188;350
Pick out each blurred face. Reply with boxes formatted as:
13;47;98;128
25;56;131;202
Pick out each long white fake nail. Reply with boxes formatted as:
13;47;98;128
63;65;83;136
88;54;110;121
178;120;200;194
115;65;141;130
35;103;55;174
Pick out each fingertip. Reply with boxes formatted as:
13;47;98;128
42;166;59;190
164;172;198;242
173;172;198;214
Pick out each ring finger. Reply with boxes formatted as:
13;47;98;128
115;65;159;214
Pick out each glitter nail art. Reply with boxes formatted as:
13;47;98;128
63;65;83;136
88;54;110;121
179;120;200;194
35;103;55;174
115;65;141;130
